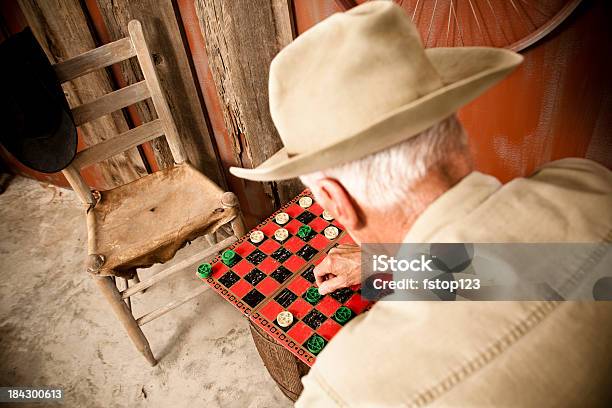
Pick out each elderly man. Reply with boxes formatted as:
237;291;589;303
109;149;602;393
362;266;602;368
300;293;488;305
231;1;612;406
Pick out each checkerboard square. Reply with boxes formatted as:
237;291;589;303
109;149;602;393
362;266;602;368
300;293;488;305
284;255;306;272
285;204;304;218
257;277;280;296
230;279;252;298
301;265;316;284
318;319;342;341
234;241;256;257
297;244;318;261
260;300;284;321
309;203;324;216
260;222;280;237
243;288;265;308
218;271;240;288
287;276;311;296
296;211;316;224
285;219;303;235
302;309;327;330
274;288;298;308
246;249;266;265
270;266;292;283
233;259;254;277
339;233;354;245
308;234;329;251
258;257;281;274
329;287;354;303
258;239;280;255
288;297;312;319
308;217;328;233
284;236;305;253
271;247;292;263
211;262;228;278
287;321;313;344
316;296;341;317
345;293;370;314
244;268;266;286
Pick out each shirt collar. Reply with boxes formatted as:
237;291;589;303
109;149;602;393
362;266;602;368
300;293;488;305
403;171;502;242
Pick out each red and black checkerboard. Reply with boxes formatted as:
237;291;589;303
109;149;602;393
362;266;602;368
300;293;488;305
198;190;372;366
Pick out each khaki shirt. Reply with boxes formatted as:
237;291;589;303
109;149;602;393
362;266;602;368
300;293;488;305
296;158;612;407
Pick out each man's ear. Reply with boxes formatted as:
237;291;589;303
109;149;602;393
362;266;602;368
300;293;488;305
312;178;361;230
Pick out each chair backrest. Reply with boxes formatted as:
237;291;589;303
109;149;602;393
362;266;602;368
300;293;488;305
53;20;186;205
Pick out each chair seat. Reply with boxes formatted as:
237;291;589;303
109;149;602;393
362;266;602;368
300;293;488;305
87;163;237;277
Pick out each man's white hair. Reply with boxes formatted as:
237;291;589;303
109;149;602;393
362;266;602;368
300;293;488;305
301;115;469;210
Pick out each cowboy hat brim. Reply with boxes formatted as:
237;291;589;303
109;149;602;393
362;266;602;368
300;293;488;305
230;47;523;182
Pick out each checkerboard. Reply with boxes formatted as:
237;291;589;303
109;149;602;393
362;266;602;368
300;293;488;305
198;190;372;366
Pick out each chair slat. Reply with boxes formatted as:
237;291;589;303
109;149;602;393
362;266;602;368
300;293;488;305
72;81;150;126
54;38;136;83
73;119;164;169
128;20;186;163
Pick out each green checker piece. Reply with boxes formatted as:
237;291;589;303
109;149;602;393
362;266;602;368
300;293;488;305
221;249;236;266
333;306;352;324
306;334;326;355
305;287;321;304
197;263;212;279
297;225;312;239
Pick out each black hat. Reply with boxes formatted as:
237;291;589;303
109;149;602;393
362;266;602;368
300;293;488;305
0;28;77;173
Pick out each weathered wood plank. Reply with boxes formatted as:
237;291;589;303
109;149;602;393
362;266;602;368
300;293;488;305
53;37;135;82
73;119;165;169
71;80;150;126
18;0;148;190
195;0;303;213
95;0;225;185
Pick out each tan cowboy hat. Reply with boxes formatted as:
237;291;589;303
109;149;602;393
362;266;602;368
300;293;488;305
230;1;523;181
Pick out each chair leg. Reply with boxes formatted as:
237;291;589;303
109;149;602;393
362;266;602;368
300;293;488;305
93;275;157;366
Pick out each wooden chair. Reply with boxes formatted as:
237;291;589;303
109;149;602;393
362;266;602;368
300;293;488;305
53;20;246;366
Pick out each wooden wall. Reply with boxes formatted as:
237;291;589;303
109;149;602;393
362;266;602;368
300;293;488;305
1;0;610;226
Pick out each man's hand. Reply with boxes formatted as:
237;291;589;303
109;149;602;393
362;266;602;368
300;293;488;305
314;244;361;295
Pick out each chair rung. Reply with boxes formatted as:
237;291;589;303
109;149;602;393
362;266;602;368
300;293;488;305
54;37;136;83
73;119;164;169
72;81;150;126
136;285;209;326
121;235;238;299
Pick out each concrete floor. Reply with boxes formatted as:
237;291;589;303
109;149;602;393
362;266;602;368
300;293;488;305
0;176;291;408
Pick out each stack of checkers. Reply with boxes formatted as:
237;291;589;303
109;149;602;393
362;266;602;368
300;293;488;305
197;190;372;365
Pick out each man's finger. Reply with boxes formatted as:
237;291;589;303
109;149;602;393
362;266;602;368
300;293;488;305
314;273;325;287
313;261;331;286
313;262;329;278
318;275;347;295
